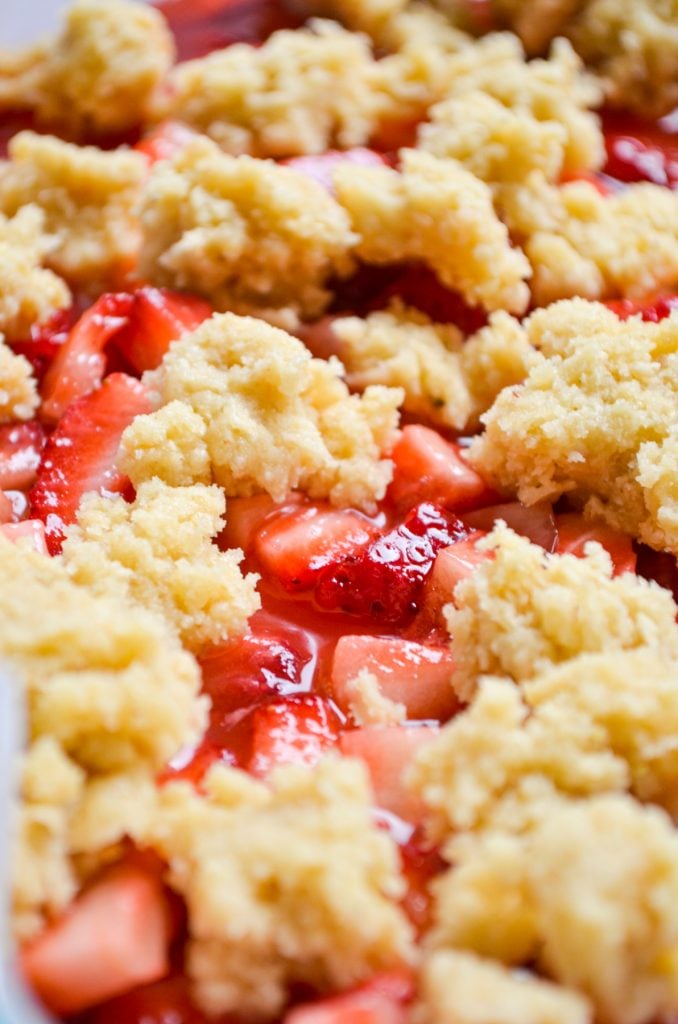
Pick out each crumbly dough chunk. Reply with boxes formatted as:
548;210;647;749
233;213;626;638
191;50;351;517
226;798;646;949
138;137;356;323
344;669;407;726
491;0;678;118
430;796;678;1024
334;303;537;431
0;206;70;342
145;758;413;1018
503;180;678;307
0;0;174;137
446;525;678;698
0;337;38;423
61;480;260;652
417;38;603;181
1;533;205;936
122;313;402;511
469;302;678;554
417;951;591;1024
155;21;388;158
305;0;410;42
117;400;211;488
334;149;531;314
0;132;145;289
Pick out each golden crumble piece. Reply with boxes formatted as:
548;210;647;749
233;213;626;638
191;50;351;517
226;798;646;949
0;0;174;137
344;669;407;726
334;303;537;431
504;181;678;307
305;0;410;42
417;951;591;1024
0;337;38;423
1;533;205;936
0;132;145;290
145;758;414;1018
469;301;678;554
487;0;579;54
138;137;356;322
417;38;603;181
155;22;386;158
118;400;211;489
61;480;260;652
126;313;401;511
0;205;70;342
334;149;531;314
429;795;678;1024
446;525;678;698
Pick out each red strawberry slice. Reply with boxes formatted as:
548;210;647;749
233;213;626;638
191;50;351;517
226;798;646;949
1;519;48;553
255;504;379;594
113;287;212;373
339;725;437;823
315;503;470;626
248;694;342;777
29;373;153;554
0;420;46;491
399;834;445;934
134;121;201;165
0;490;12;524
10;307;75;382
40;293;135;424
21;861;172;1017
388;426;493;513
331;635;458;722
603;111;678;188
555;513;636;576
370;265;487;334
91;976;208;1024
464;500;557;552
424;533;490;617
218;492;302;552
284;972;412;1024
605;295;678;322
284;148;389;193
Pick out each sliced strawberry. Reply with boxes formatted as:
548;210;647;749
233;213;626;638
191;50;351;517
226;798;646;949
91;976;208;1024
0;490;13;524
315;503;469;626
423;533;491;620
113;287;212;374
464;501;557;551
388;426;492;513
29;373;153;554
284;973;412;1024
399;833;445;934
21;861;171;1017
248;694;342;777
331;635;458;722
40;293;135;425
555;513;636;576
10;307;75;382
603;111;678;188
635;547;678;603
605;295;678;322
199;611;315;720
135;121;201;165
370;265;487;334
0;420;46;491
339;725;437;823
218;492;302;552
2;519;48;553
255;504;379;594
159;740;232;790
284;148;389;193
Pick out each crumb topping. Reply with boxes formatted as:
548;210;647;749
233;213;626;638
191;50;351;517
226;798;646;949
0;336;38;423
0;205;70;342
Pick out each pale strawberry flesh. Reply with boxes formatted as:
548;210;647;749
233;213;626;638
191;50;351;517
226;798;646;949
248;693;342;776
0;421;45;490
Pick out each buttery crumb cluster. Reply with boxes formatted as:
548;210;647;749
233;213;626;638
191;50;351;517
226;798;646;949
0;0;677;1022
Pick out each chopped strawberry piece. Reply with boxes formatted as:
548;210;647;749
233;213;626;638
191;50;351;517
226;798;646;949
603;111;678;188
370;265;487;334
332;636;458;722
388;426;492;513
91;975;208;1024
339;725;437;823
2;518;48;553
0;421;46;491
10;307;75;382
29;373;153;554
283;148;389;193
200;612;315;719
159;740;231;789
0;489;13;523
635;547;678;603
219;492;302;552
40;293;135;424
113;286;212;373
555;513;636;576
423;533;491;619
399;834;445;934
135;121;201;164
315;503;470;626
284;973;412;1024
255;504;379;594
21;861;171;1017
464;501;557;551
605;295;678;322
248;694;342;777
